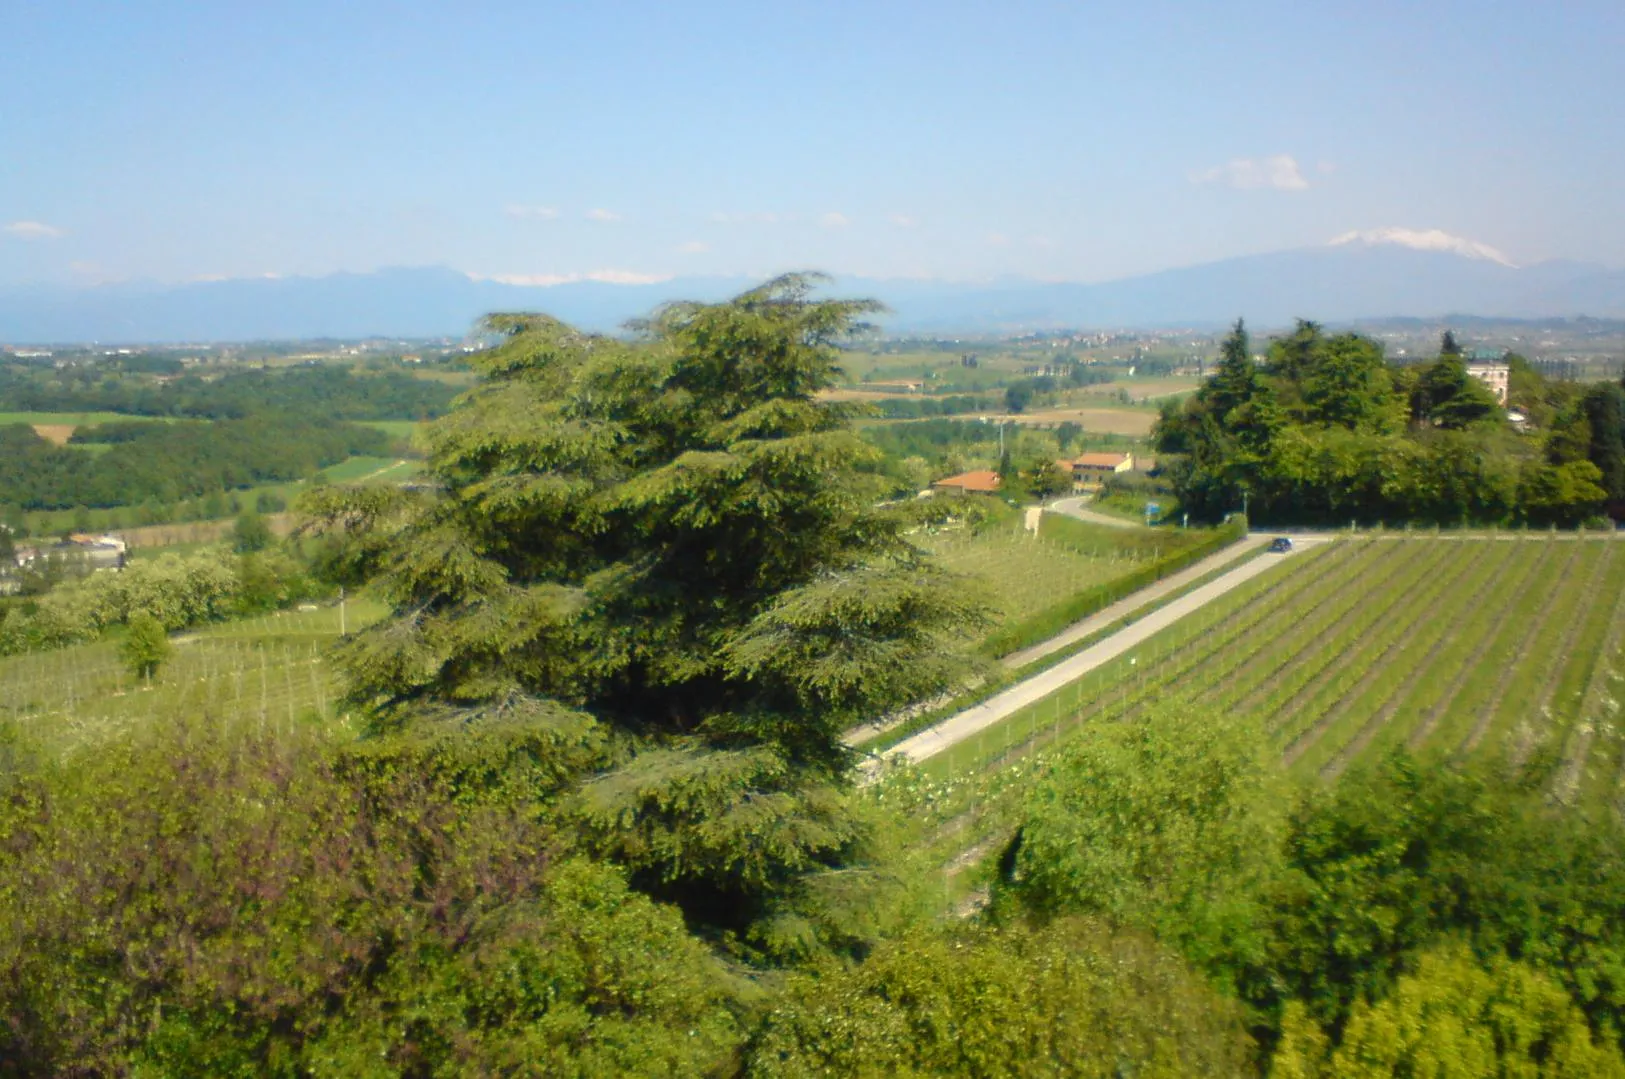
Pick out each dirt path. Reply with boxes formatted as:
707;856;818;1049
874;536;1328;765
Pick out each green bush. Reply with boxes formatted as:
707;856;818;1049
748;919;1253;1078
0;715;744;1075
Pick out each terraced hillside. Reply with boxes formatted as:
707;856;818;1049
1020;535;1625;807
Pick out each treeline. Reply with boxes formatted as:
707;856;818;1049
996;707;1625;1076
0;544;320;654
1157;321;1617;526
870;391;998;418
0;415;387;510
0;362;454;421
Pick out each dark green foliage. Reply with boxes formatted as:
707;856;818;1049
252;490;287;513
748;919;1255;1077
0;362;452;421
870;392;999;419
0;416;386;510
231;509;272;552
0;715;744;1075
1024;459;1073;500
1581;383;1625;501
1151;318;1625;524
1414;353;1500;429
310;276;981;937
1002;713;1625;1067
1259;755;1625;1043
1004;381;1034;413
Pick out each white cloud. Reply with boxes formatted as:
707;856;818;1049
585;208;622;222
4;220;64;239
467;269;671;287
888;214;919;228
985;231;1011;247
677;240;709;254
504;204;558;220
1190;154;1309;191
1329;227;1516;267
820;211;850;229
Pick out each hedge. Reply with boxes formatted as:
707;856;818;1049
980;520;1249;658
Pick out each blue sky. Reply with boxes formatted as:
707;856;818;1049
2;0;1621;287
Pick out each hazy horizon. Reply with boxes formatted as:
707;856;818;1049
3;1;1623;291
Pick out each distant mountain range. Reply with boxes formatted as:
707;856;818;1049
2;233;1621;343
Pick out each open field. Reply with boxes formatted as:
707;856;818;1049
319;455;421;483
0;598;389;757
991;406;1157;435
1068;376;1199;400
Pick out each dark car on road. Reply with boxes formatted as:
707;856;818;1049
1268;537;1293;552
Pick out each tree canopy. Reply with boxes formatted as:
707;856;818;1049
303;274;981;941
1155;321;1616;525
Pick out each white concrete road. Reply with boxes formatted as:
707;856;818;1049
875;533;1330;765
1003;530;1273;668
1046;495;1140;530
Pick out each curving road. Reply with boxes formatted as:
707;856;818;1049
1046;494;1141;529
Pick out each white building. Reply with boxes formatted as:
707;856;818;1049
1466;361;1509;407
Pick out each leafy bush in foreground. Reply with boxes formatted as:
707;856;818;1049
0;714;744;1076
748;919;1254;1078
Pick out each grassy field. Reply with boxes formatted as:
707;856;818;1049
0;598;389;757
915;515;1207;653
319;455;422;484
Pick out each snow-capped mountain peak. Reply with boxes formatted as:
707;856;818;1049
1329;227;1516;268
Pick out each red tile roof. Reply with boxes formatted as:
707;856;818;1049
932;469;1002;493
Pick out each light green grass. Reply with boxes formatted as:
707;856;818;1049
917;522;1163;638
0;598;390;756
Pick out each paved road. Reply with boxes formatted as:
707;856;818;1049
1003;531;1273;668
875;534;1329;765
1047;494;1140;529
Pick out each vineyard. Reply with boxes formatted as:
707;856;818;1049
866;533;1625;916
915;517;1204;650
916;534;1625;807
0;600;386;756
